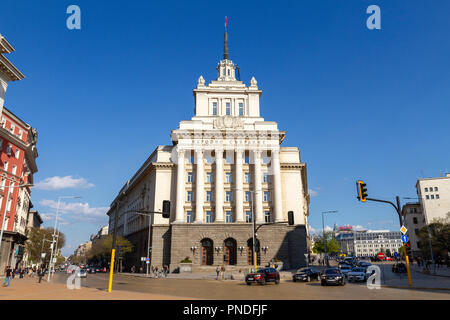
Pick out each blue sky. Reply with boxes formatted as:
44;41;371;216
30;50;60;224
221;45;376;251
1;1;449;256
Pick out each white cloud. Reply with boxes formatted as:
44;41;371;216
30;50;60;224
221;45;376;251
35;176;95;191
324;225;333;232
308;189;319;197
353;225;366;231
39;199;109;219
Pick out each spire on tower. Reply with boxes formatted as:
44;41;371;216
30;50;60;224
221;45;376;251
224;16;229;60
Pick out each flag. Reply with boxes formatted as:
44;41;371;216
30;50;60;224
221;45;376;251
225;16;227;28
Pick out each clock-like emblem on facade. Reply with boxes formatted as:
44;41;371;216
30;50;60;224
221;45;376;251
213;115;244;129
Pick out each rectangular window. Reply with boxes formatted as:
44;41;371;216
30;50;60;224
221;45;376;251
426;195;429;200
436;194;440;199
225;191;232;202
245;211;252;223
244;156;250;164
431;195;434;199
435;187;438;191
4;162;8;171
10;124;15;134
225;156;232;164
263;173;269;183
206;172;213;183
187;191;193;202
245;191;251;202
424;188;428;192
206;191;212;202
12;166;17;175
206;211;213;223
263;191;270;202
244;172;251;183
15;149;19;159
225;172;232;183
212;102;217;115
264;211;271;223
187;211;193;223
226;211;232;223
239;103;244;116
187;172;194;183
226;102;231;115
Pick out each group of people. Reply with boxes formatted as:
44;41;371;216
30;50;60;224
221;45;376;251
130;265;169;278
2;265;47;287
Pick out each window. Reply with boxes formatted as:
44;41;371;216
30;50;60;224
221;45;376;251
205;156;214;164
12;166;16;175
424;188;428;192
244;172;251;183
264;211;271;223
15;149;19;159
10;124;15;134
426;195;429;200
227;69;230;76
19;130;23;139
263;173;269;183
225;191;232;202
245;191;251;202
187;172;194;183
206;211;213;223
225;156;233;164
226;103;231;115
436;194;440;199
206;191;212;202
4;162;8;171
431;195;434;199
225;172;232;183
435;187;438;191
187;155;194;164
263;191;270;202
245;211;252;223
187;211;193;223
206;172;213;183
0;139;2;149
413;217;418;224
187;191;193;202
415;228;419;235
226;211;232;223
244;156;250;164
212;102;217;115
239;103;244;116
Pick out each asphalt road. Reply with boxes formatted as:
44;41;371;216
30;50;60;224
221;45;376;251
54;270;450;300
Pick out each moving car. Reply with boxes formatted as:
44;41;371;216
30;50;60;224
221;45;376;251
245;268;280;285
347;267;367;282
100;267;107;273
392;262;407;273
66;265;76;274
339;264;352;278
77;268;87;278
88;266;96;274
292;268;321;282
321;268;345;286
357;261;372;269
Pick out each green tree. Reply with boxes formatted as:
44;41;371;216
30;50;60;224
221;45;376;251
312;232;341;254
87;234;133;262
25;227;66;265
417;216;450;260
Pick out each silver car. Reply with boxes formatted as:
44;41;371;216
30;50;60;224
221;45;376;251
347;267;367;282
77;268;87;278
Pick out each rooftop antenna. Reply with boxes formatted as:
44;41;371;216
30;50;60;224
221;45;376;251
224;16;229;60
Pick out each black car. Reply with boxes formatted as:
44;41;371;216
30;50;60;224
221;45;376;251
392;262;407;273
321;268;345;286
293;268;321;282
87;266;96;274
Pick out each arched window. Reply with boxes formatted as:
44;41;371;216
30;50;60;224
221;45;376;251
201;238;214;265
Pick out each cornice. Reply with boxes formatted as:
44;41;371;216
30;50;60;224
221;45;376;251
0;55;25;81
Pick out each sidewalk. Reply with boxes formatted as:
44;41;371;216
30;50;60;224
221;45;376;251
0;276;193;300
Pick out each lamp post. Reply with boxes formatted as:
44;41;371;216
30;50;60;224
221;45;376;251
48;196;81;282
0;178;33;264
321;210;338;267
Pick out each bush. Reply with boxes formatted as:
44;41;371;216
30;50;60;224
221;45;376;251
180;257;192;263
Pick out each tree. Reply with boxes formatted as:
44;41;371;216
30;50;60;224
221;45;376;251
312;232;341;255
86;234;133;263
417;217;450;261
25;227;66;266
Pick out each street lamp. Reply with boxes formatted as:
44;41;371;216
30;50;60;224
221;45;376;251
48;195;81;282
321;210;338;267
0;180;33;262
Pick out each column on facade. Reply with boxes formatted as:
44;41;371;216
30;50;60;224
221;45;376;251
214;149;224;222
175;149;185;222
234;149;244;222
195;149;204;223
272;149;283;222
253;149;264;222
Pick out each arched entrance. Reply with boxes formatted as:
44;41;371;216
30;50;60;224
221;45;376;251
247;238;261;266
201;238;214;265
223;238;237;265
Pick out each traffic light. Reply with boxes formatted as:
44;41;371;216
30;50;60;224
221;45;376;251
162;200;170;218
405;241;412;256
357;180;368;202
288;211;294;225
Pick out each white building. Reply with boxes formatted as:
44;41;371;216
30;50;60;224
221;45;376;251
107;29;310;271
337;229;403;257
416;173;450;223
402;202;424;257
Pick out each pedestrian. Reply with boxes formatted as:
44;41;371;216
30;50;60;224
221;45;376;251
163;265;168;277
139;266;143;274
216;265;220;280
19;268;24;279
131;265;135;273
2;266;12;287
38;267;44;283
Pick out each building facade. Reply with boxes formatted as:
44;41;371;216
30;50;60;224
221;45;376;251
336;228;403;257
107;30;310;272
402;202;424;257
416;174;450;223
0;34;38;271
90;225;109;245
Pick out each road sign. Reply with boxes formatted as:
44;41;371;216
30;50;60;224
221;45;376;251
377;252;385;260
146;261;150;264
400;226;407;234
52;258;57;263
401;234;409;243
146;258;150;261
393;252;399;258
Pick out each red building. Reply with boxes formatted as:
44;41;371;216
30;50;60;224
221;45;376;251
0;34;38;270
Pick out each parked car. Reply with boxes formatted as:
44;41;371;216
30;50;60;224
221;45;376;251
100;267;107;273
339;264;353;278
245;268;280;285
357;261;372;268
292;268;321;282
66;265;77;274
392;262;407;273
77;268;87;278
88;266;96;274
321;268;345;286
347;267;367;282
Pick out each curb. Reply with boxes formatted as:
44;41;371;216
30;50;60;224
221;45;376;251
381;285;450;291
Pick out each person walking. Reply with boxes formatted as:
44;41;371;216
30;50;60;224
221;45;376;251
216;265;220;280
38;267;44;283
19;267;24;279
2;266;12;287
163;265;168;277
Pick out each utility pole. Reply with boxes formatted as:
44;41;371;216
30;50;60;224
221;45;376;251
322;210;338;267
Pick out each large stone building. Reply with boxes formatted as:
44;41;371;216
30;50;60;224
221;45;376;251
107;29;310;272
401;202;424;258
0;34;39;271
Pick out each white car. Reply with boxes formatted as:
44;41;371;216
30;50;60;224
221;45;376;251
77;269;87;278
347;267;367;282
